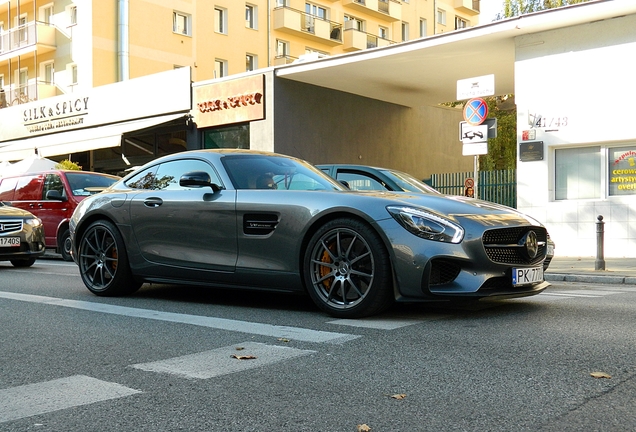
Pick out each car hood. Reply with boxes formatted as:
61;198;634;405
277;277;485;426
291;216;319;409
350;191;543;227
0;205;35;218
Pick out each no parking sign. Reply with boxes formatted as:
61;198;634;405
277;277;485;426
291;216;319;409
463;98;488;126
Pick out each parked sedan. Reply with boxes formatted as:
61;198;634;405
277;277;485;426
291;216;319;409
0;202;46;267
318;163;556;271
70;150;550;318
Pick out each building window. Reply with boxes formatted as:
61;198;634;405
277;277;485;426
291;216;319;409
378;26;388;39
246;54;257;71
245;4;257;29
173;12;191;35
70;64;78;85
401;22;409;41
344;15;364;31
42;62;54;84
276;39;289;57
0;22;4;51
214;59;227;78
276;0;289;6
437;9;446;26
608;146;636;196
305;3;327;19
40;4;54;24
215;7;227;34
555;146;601;200
69;5;77;25
455;17;468;30
0;74;4;89
419;18;427;37
18;15;27;42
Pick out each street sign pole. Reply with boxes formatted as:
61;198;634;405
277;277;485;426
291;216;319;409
474;155;479;199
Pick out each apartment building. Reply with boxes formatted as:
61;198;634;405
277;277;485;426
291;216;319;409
0;0;480;106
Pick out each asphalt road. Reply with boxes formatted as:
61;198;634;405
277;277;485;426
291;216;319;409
1;259;636;432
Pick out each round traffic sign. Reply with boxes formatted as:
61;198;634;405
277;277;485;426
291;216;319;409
464;177;474;188
463;98;488;126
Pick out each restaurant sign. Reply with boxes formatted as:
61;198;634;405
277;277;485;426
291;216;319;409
193;75;265;128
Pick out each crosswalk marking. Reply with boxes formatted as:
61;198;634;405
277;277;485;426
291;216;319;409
132;342;316;379
0;291;358;344
0;375;141;424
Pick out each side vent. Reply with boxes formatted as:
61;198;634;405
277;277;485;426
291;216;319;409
243;213;279;235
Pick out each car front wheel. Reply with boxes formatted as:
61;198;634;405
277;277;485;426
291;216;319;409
78;220;141;296
10;258;36;267
304;218;393;318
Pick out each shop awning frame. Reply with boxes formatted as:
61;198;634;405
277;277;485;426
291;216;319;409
0;113;187;162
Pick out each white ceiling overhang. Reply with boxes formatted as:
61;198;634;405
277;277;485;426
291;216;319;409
275;0;636;107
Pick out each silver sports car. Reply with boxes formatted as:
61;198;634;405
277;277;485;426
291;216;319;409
70;149;550;318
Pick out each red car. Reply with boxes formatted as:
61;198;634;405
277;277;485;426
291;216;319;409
0;170;119;260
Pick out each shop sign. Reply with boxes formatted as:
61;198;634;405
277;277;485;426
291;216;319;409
609;147;636;195
193;75;265;128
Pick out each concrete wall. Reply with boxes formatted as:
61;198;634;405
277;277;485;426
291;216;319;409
515;14;636;257
272;78;472;180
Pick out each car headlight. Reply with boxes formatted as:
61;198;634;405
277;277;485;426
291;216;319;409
25;217;43;227
387;206;464;243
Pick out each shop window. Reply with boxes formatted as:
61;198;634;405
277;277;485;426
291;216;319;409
204;124;250;150
608;146;636;196
157;131;188;156
555;146;600;200
215;7;227;34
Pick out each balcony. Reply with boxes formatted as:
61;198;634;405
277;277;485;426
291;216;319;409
0;81;60;107
0;21;57;61
273;55;298;66
273;7;343;47
343;27;393;52
342;0;401;22
454;0;480;15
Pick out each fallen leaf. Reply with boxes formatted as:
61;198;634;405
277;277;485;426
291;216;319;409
231;355;257;360
590;371;612;379
390;394;407;400
235;347;245;351
357;424;371;432
278;338;290;343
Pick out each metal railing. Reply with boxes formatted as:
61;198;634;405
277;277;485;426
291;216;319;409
1;83;37;106
430;169;517;208
0;21;39;55
378;0;389;14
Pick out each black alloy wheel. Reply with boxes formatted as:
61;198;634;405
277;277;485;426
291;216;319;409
59;228;73;262
10;258;36;267
304;218;393;318
78;220;141;296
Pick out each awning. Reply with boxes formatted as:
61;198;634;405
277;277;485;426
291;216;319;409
0;113;186;162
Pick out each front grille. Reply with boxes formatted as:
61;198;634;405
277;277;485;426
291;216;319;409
429;259;461;285
482;226;547;266
0;220;23;234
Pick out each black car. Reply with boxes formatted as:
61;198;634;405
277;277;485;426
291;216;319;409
0;202;46;267
70;150;550;318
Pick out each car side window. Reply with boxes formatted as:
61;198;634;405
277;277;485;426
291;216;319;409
336;171;386;191
153;159;222;191
0;178;18;201
14;175;43;200
43;174;66;200
125;166;159;190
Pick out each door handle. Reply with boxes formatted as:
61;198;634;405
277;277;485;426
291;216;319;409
143;198;163;208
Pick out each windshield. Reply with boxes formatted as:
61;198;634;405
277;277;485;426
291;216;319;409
222;155;344;191
66;172;120;196
382;169;440;194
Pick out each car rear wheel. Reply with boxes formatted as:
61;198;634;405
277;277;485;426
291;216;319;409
59;228;73;262
304;218;393;318
10;258;36;267
78;220;141;296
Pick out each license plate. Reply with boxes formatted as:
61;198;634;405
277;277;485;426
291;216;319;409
0;237;20;247
512;266;544;286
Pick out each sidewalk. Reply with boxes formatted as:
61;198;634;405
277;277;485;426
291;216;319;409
545;256;636;285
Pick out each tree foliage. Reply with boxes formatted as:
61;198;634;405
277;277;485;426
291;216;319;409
499;0;590;18
55;159;82;170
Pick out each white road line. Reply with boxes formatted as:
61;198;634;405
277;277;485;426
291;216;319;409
132;342;315;379
0;375;141;424
328;314;449;330
0;291;358;344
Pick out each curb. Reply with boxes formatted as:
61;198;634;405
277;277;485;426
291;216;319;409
545;273;636;285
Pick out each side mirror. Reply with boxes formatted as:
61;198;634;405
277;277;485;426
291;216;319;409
339;180;351;189
179;171;223;192
46;190;67;201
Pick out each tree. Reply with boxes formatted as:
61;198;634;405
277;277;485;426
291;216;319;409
499;0;590;18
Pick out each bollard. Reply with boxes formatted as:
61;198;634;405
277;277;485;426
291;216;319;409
595;215;605;271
